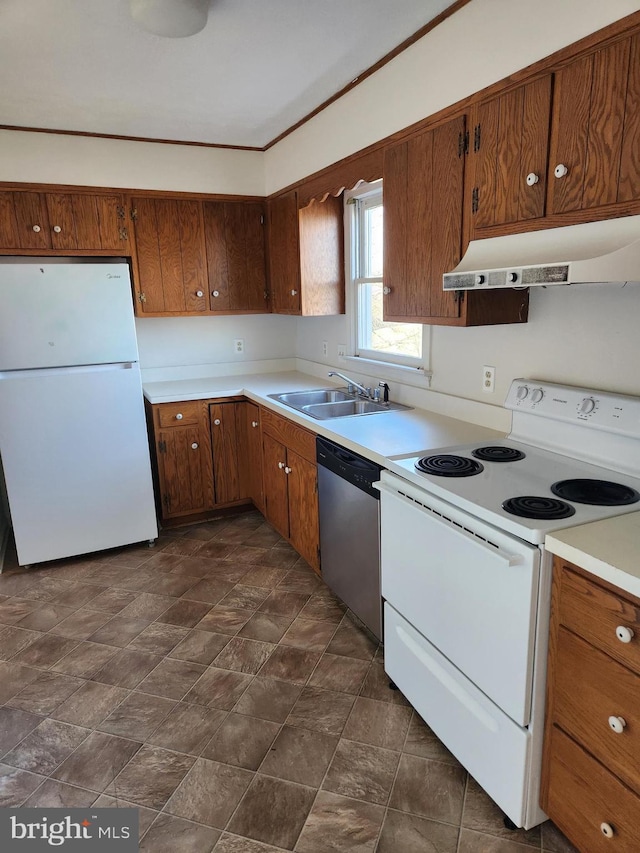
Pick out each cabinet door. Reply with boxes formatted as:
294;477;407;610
262;432;289;538
157;425;213;518
298;195;345;316
548;36;638;214
238;402;264;512
0;192;51;250
286;449;320;574
131;197;208;315
204;201;268;313
43;193;128;252
268;191;301;314
383;116;464;322
472;76;552;229
210;402;247;505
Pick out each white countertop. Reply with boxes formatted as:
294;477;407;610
546;513;640;599
143;369;502;467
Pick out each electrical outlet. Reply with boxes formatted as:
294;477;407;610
322;341;328;357
234;339;244;354
482;365;495;393
337;344;346;358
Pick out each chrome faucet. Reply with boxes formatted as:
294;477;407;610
328;371;371;398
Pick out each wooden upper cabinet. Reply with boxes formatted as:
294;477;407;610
548;34;640;215
471;76;552;230
204;201;268;313
383;115;465;323
268;190;344;316
45;193;130;252
130;196;208;315
0;191;51;250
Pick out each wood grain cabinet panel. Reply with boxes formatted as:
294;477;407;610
542;558;640;853
287;449;320;572
262;431;290;539
238;402;264;512
268;190;344;317
156;424;213;519
204;200;268;313
45;193;129;251
209;402;249;506
130;196;208;315
0;191;51;250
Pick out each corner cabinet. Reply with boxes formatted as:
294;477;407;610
541;557;640;852
261;408;320;574
383;115;528;327
268;190;344;316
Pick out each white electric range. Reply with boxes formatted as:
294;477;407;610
378;379;640;830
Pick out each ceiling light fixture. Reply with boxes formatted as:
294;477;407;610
130;0;210;38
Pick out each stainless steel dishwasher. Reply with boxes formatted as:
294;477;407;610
316;436;382;640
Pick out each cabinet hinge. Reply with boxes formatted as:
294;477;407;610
116;205;125;220
119;226;128;241
158;440;167;453
473;124;481;153
458;130;469;157
454;290;465;306
471;187;479;214
162;493;171;510
138;292;147;303
130;207;138;221
260;214;264;225
263;290;269;302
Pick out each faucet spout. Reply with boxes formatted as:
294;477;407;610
328;371;371;398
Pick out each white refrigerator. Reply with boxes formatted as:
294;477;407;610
0;259;158;566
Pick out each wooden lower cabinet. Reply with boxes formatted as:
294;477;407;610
541;557;640;852
261;408;320;574
238;402;264;513
209;401;250;505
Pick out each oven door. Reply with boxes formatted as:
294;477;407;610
379;471;540;726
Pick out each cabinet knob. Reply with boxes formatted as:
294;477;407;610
284;466;292;474
616;625;634;644
278;461;285;469
251;421;259;428
191;442;198;450
175;413;183;420
32;225;41;233
196;290;204;297
52;225;62;233
526;173;539;186
383;286;391;295
290;290;298;296
212;290;220;297
608;715;626;734
600;822;615;839
213;418;221;425
554;163;569;178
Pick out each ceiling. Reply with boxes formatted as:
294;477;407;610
0;0;460;149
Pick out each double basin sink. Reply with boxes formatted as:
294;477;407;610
268;388;411;420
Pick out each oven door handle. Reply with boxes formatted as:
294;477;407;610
378;482;524;568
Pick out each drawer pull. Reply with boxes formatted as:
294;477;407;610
608;715;627;734
191;442;198;450
616;625;634;644
600;822;615;839
175;413;183;420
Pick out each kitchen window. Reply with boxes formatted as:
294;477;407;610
346;181;424;369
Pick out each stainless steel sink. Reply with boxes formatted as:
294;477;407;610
270;389;354;407
269;388;411;419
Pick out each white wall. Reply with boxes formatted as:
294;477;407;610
0;129;265;195
265;0;640;193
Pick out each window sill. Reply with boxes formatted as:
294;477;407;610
342;355;432;389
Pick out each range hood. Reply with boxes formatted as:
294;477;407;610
443;215;640;290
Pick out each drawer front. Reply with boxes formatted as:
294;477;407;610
157;401;202;428
558;565;640;676
260;407;316;463
554;626;640;794
545;725;640;853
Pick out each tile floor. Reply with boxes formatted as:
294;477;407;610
0;511;578;853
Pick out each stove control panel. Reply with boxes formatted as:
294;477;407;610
506;380;640;438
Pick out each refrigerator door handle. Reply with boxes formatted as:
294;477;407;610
0;362;136;380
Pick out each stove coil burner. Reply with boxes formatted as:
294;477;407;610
502;496;576;520
415;454;484;477
471;446;526;463
551;479;640;506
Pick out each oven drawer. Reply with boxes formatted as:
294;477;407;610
558;565;640;676
554;626;640;794
379;474;540;725
545;725;640;853
384;602;531;828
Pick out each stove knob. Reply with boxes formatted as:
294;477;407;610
475;274;486;285
516;385;529;400
507;271;519;284
531;388;544;404
579;397;596;415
